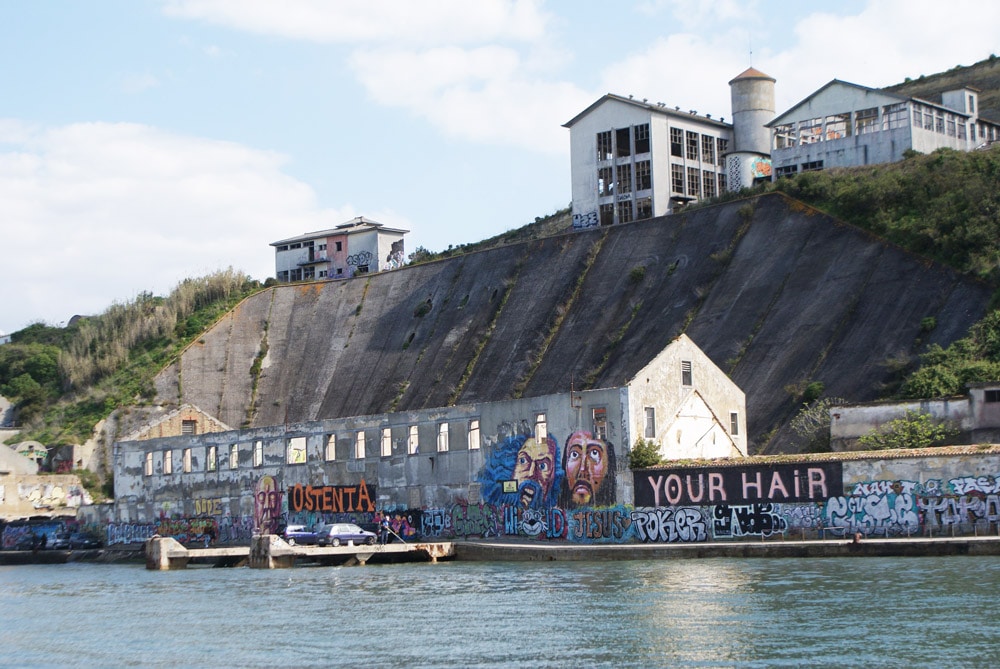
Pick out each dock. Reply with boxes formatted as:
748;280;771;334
145;534;455;570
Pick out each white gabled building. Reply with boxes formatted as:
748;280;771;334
767;80;1000;178
271;217;408;283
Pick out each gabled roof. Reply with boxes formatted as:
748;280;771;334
122;403;231;442
729;67;775;84
271;217;409;247
563;93;733;129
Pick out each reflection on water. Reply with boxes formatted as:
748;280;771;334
1;556;997;668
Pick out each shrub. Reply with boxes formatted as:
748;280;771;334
858;409;959;450
628;438;663;469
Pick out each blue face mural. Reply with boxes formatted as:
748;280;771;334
478;434;564;509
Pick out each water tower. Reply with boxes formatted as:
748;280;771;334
726;67;775;190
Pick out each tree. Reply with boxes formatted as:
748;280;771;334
789;397;846;453
628;438;663;469
858;409;959;450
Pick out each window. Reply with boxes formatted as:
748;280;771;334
776;165;798;178
286;436;306;464
617;200;633;224
303;266;315;280
685;131;699;160
335;241;343;252
774;124;795;148
355;431;366;459
616;163;632;194
681;360;693;386
437;423;449;452
634;123;650;153
597;166;614;196
635;197;652;221
985;390;1000;403
468;419;481;450
207;445;217;472
935;113;944;134
182;419;197;436
318;243;326;251
702;135;715;164
277;270;289;282
969;95;976;114
183;448;192;473
644;407;656;439
615;127;631;157
163;450;173;475
408;425;419;454
325;434;336;461
144;452;153;477
671;164;684;193
731;412;740;435
946;114;956;137
923;111;934;130
535;413;547;443
596;131;613;161
253;440;263;467
958;122;967;140
592;407;608;440
670;128;683;157
799;117;823;143
718;172;727;193
599;203;615;226
716;138;729;156
381;428;392;457
686;167;700;197
882;104;907;130
703;170;716;198
801;160;824;172
912;107;922;128
229;444;239;469
635;160;651;191
825;113;850;140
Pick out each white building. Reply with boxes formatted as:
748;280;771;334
563;68;775;229
271;217;408;283
767;80;1000;177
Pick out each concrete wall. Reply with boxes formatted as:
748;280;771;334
0;474;93;520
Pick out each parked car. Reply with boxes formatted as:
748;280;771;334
50;532;72;550
315;523;376;547
68;533;101;549
281;524;318;546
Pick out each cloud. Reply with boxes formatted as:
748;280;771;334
161;0;552;46
0;120;352;331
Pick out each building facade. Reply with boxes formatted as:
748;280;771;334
111;335;746;543
271;217;408;283
767;80;1000;177
564;68;776;230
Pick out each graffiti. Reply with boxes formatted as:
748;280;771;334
824;487;919;537
479;434;564;510
2;522;64;549
450;503;502;538
750;157;772;179
631;507;708;543
946;475;1000;496
635;463;843;506
385;240;405;270
713;503;787;538
567;507;632;543
287;480;375;513
347;250;374;267
504;505;566;539
573;210;599;229
780;503;824;531
254;475;284;534
559;431;617;508
15;482;93;509
194;498;223;515
216;515;255;543
918;494;1000;527
156;516;218;545
421;508;452;538
106;523;158;545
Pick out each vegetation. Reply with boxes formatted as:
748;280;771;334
0;269;262;444
628;438;663;469
858;409;960;450
789;397;847;453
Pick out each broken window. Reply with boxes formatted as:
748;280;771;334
303;266;315;280
718;172;727;193
776;164;798;178
183;448;192;473
599;203;615;226
702;135;715;164
773;124;795;148
825;113;850;140
634;123;650;154
686;131;699;160
617;199;633;224
616;163;632;194
592;407;608;440
325;434;336;461
799;117;824;143
229;444;239;469
717;137;729;156
671;164;684;193
670;128;683;157
380;427;392;457
207;445;217;472
596;131;613;161
355;431;366;459
615;127;631;157
335;241;343;252
802;160;824;171
437;423;449;452
855;108;878;135
635;160;651;191
946;113;957;137
163;449;173;475
702;170;716;198
686;167;700;197
286;436;306;464
408;425;419;454
635;197;652;220
597;166;614;197
145;451;153;477
883;104;908;130
534;413;547;443
253;440;263;467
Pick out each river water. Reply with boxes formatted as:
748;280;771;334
1;555;996;668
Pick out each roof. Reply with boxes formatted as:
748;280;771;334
271;217;409;247
728;67;775;84
563;93;733;129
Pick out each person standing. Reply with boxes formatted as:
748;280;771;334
380;515;390;545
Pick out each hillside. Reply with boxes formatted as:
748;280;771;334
147;192;992;454
885;55;1000;123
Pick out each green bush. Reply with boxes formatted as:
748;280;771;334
858;409;959;450
628;438;663;469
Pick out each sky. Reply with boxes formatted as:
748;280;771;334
1;0;998;335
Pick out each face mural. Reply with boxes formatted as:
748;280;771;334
561;431;616;508
479;434;564;510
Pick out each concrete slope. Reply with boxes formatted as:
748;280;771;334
153;192;993;452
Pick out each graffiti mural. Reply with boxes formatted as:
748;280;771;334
713;503;787;538
385;240;405;270
560;431;617;508
567;506;632;543
254;475;283;534
573;210;599;229
631;507;708;543
479;434;564;510
287;481;375;514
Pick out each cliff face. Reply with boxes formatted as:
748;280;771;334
153;193;992;452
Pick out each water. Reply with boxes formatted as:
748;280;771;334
1;556;997;668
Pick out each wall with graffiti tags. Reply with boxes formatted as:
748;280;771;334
0;474;93;519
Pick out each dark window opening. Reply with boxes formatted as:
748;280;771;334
615;127;631;157
634;124;650;154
